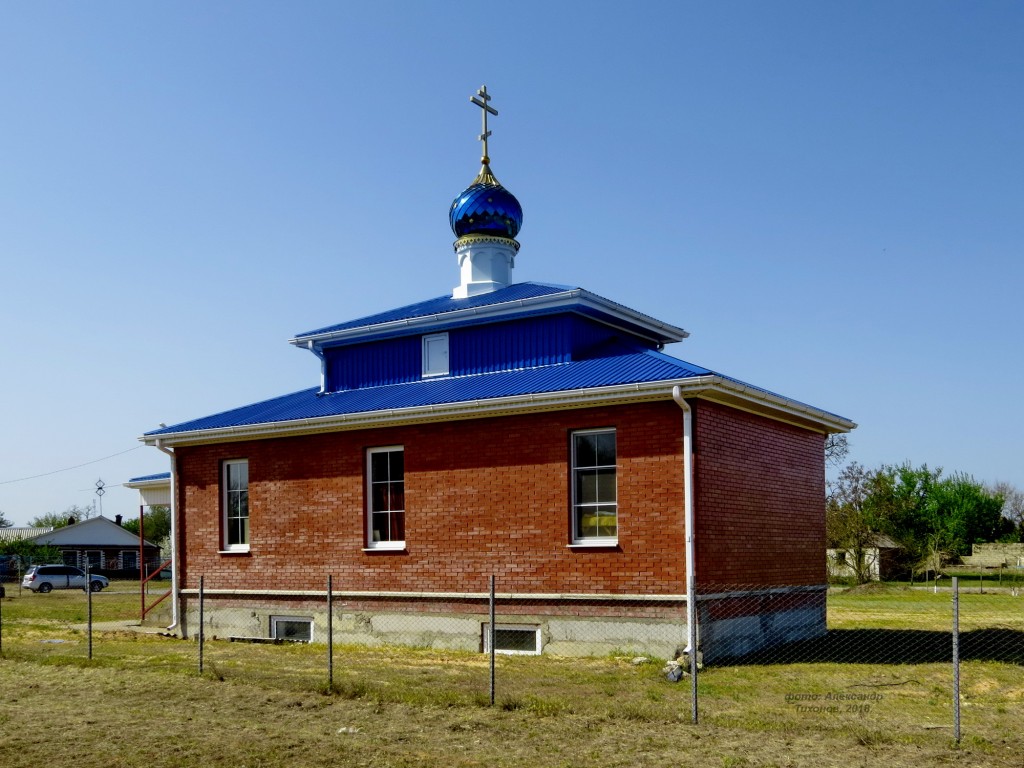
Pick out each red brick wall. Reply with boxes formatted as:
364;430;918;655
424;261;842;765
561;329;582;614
175;401;687;595
692;400;826;588
174;398;827;596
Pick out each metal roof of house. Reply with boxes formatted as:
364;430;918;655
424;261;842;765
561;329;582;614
291;282;688;347
142;348;854;445
146;349;710;437
0;527;52;544
27;515;158;549
295;282;571;337
126;472;171;484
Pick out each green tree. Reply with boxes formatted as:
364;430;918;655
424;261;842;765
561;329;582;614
122;505;171;545
866;463;1008;569
0;539;62;567
927;474;1009;557
826;462;881;583
0;509;13;528
29;504;96;528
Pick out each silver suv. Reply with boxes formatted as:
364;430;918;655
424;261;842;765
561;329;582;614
22;565;110;593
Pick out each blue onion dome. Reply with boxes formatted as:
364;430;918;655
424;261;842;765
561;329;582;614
449;162;523;240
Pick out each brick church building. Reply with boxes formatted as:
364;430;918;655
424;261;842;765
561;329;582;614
142;88;853;659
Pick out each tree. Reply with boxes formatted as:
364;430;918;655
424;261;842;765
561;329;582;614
29;504;97;529
989;481;1024;542
0;539;62;567
864;463;1008;569
826;462;884;583
122;505;171;547
827;461;1010;579
825;434;850;468
0;509;12;528
926;473;1008;558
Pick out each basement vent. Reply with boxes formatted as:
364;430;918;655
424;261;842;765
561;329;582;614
483;624;541;655
271;616;313;643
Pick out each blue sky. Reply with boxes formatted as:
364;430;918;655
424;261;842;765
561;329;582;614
1;2;1021;527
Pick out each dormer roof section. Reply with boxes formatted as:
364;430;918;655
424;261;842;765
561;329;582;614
290;282;689;352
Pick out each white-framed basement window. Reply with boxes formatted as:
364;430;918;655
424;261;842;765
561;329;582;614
271;616;313;643
483;624;542;655
422;332;449;377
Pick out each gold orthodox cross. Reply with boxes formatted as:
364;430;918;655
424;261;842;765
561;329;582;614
470;85;498;164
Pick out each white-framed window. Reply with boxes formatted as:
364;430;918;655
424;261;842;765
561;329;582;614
483;624;542;655
422;332;449;377
571;429;618;544
271;616;313;643
61;551;78;567
222;459;250;552
86;550;102;569
367;446;405;549
120;550;138;570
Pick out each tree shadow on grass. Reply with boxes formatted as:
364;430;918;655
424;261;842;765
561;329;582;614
723;628;1024;666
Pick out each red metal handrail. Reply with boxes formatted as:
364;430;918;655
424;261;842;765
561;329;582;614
141;558;172;620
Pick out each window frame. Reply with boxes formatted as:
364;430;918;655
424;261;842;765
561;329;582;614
221;458;250;553
365;445;406;551
270;615;314;643
482;623;542;656
120;550;138;570
570;428;618;546
422;332;450;378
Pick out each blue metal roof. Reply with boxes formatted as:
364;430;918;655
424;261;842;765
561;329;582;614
127;472;171;483
294;282;575;339
145;349;714;437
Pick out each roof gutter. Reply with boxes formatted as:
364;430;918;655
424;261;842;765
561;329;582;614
154;439;179;633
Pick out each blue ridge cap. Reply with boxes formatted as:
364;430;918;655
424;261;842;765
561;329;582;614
294;282;573;339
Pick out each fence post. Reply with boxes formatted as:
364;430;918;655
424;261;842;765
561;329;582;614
86;564;93;660
952;575;961;744
489;574;496;707
0;582;4;655
198;575;205;675
327;574;334;690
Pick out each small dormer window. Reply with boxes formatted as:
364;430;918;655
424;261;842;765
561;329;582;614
422;333;449;378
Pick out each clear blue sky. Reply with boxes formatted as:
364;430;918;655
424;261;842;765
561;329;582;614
1;2;1021;527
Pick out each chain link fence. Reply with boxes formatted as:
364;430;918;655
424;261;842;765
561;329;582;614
1;571;1021;744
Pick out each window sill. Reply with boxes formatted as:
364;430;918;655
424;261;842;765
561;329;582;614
218;548;251;555
362;545;407;554
567;541;620;550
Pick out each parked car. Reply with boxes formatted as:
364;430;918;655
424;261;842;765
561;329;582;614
21;565;110;593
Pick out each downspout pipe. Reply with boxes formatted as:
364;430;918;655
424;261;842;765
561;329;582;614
671;386;697;658
154;439;179;632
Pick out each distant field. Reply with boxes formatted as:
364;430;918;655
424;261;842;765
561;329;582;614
0;584;1021;767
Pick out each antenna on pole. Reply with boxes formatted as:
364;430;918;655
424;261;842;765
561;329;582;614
95;478;106;517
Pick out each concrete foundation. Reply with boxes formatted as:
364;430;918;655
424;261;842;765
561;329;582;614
179;586;826;661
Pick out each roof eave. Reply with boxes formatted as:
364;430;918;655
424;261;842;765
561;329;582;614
289;289;689;350
140;376;854;448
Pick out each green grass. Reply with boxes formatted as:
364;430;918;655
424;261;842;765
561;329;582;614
1;586;1022;766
